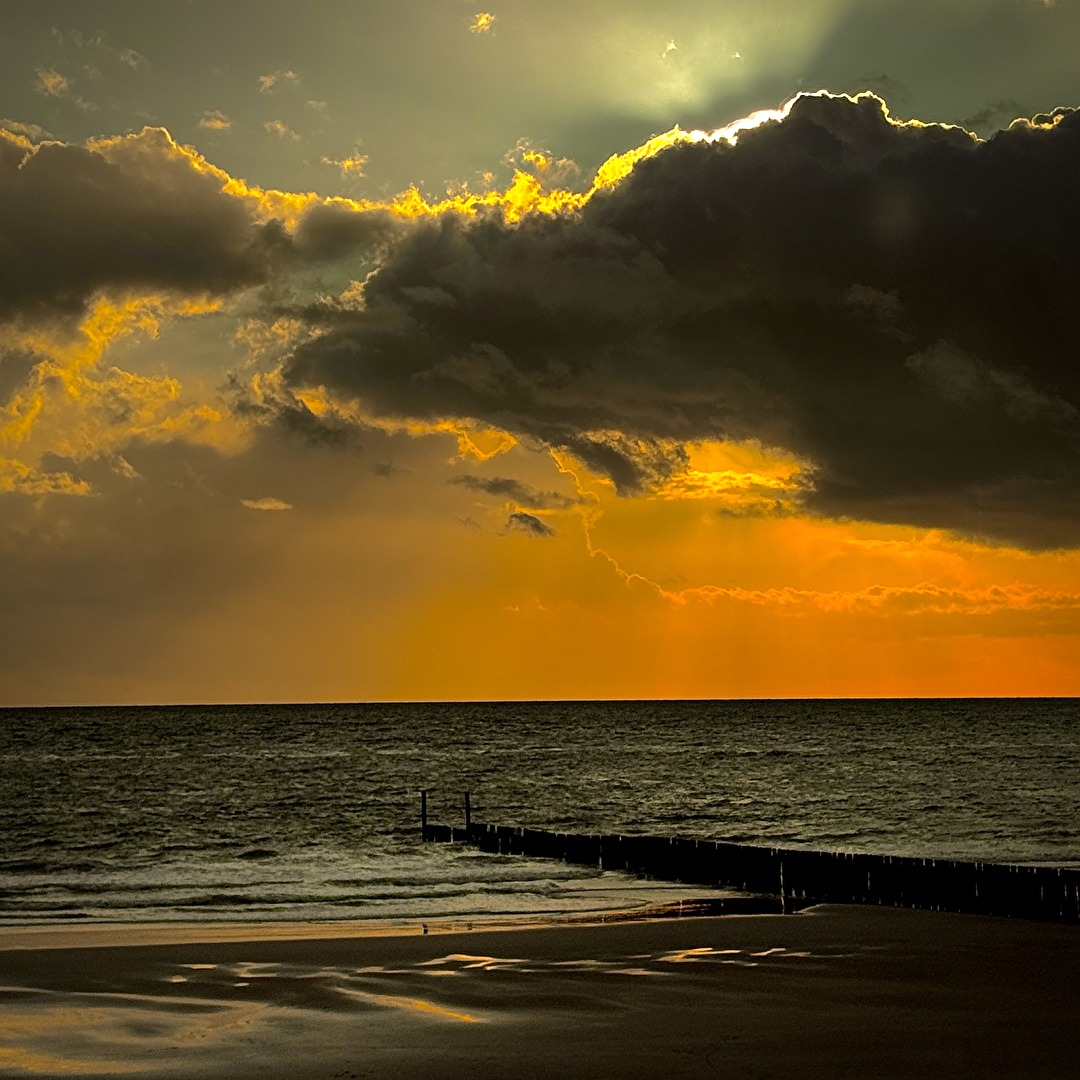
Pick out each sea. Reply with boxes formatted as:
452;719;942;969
1;699;1077;927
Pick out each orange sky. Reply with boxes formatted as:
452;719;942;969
381;442;1080;701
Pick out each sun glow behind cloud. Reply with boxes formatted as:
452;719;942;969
303;94;796;226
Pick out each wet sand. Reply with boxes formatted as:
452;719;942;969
1;905;1077;1079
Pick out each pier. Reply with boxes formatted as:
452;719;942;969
420;794;1080;924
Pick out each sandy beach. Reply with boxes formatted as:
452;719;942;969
1;904;1077;1079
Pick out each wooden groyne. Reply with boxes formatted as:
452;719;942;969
421;799;1080;924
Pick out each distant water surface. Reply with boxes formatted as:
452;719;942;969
0;699;1076;925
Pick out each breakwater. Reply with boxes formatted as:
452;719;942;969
423;813;1080;924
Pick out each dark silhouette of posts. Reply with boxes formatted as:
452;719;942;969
432;821;1080;924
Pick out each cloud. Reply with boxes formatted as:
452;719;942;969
33;64;95;111
264;119;301;141
0;126;290;320
0;293;240;476
281;92;1080;548
287;200;403;263
35;67;70;99
0;345;40;406
50;28;148;70
118;47;148;69
241;496;292;511
198;110;232;132
0;455;91;496
226;368;360;448
373;460;404;479
449;474;578;509
679;579;1080;626
507;510;555;536
503;138;580;186
258;69;300;93
0;119;49;142
322;149;369;177
0;118;426;373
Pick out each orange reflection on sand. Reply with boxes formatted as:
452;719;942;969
0;1045;139;1075
659;947;742;963
420;953;526;970
0;1009;146;1075
372;994;481;1023
0;996;277;1078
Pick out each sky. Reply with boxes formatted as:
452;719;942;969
2;0;1080;705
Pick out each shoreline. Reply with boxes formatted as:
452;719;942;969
0;894;788;952
1;904;1077;1078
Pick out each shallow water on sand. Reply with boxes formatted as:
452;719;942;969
1;698;1077;924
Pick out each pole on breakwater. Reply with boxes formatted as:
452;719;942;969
420;790;473;843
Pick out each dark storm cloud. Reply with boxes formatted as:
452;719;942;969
506;511;555;537
225;372;360;449
0;127;397;322
282;93;1080;548
0;346;41;405
0;127;287;318
291;201;403;262
449;474;579;510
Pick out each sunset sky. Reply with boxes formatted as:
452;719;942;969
2;0;1080;705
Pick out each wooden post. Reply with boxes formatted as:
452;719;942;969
421;789;428;840
464;791;472;832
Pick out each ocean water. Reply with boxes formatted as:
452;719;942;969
1;699;1077;926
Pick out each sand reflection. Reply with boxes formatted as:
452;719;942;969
0;939;833;1073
